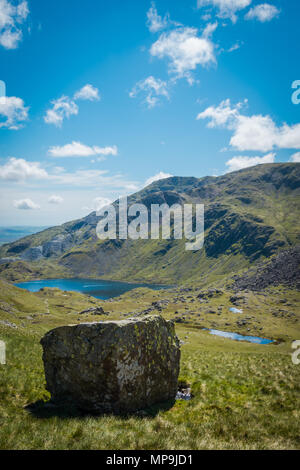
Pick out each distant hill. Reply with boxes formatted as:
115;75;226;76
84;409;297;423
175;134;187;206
0;163;299;285
0;227;49;245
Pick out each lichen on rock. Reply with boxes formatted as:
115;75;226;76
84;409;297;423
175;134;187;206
40;315;180;414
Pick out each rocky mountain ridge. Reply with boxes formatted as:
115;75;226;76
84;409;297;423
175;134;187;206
0;163;299;285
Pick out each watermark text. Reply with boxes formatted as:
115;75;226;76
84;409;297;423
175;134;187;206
96;197;204;251
292;340;300;365
0;340;6;365
0;80;6;102
291;80;300;105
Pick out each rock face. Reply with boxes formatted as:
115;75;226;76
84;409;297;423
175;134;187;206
40;315;180;414
233;246;300;291
79;306;107;316
42;234;73;258
21;246;43;261
19;235;74;262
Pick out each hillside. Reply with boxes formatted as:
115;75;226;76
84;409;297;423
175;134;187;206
1;262;300;450
0;163;299;284
0;162;300;450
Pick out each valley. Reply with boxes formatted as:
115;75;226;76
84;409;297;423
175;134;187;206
0;163;299;450
0;274;299;449
0;163;299;285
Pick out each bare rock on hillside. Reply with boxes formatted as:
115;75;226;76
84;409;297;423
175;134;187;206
233;246;300;291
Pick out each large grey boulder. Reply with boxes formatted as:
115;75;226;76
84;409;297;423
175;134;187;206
40;315;180;414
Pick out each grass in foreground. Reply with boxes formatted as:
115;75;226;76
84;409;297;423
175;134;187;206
0;280;299;450
0;324;300;450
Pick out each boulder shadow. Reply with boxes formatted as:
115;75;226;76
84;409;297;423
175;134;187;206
25;400;87;420
25;398;176;420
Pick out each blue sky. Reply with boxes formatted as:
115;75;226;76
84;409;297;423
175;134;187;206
0;0;299;225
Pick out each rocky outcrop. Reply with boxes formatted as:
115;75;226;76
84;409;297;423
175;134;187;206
79;306;107;315
42;234;73;258
0;320;17;329
197;288;223;300
21;246;43;261
40;315;180;414
233;246;300;291
18;235;74;261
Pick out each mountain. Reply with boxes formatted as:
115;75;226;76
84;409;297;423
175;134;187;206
0;163;299;285
0;226;49;245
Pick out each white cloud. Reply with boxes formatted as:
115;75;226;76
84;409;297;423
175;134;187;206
0;157;139;192
129;76;169;108
146;2;168;32
290;152;300;163
198;0;252;22
197;98;246;128
228;42;241;52
83;196;113;213
48;141;118;158
95;146;118;156
0;28;21;49
245;3;279;22
197;99;300;152
74;84;100;101
92;197;112;211
202;13;212;21
51;169;139;191
202;21;218;39
230;114;282;152
145;171;173;186
225;153;276;172
0;157;48;182
48;195;64;205
0;96;29;129
16;1;29;20
44;96;78;127
0;0;29;49
13;198;40;210
44;84;100;127
150;26;216;82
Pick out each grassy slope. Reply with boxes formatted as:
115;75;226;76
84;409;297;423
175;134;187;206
0;163;299;449
0;280;299;450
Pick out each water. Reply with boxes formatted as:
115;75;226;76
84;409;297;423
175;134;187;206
15;278;170;300
207;328;273;345
230;307;243;314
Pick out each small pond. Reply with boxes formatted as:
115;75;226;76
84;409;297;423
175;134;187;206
229;307;243;314
207;328;274;345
